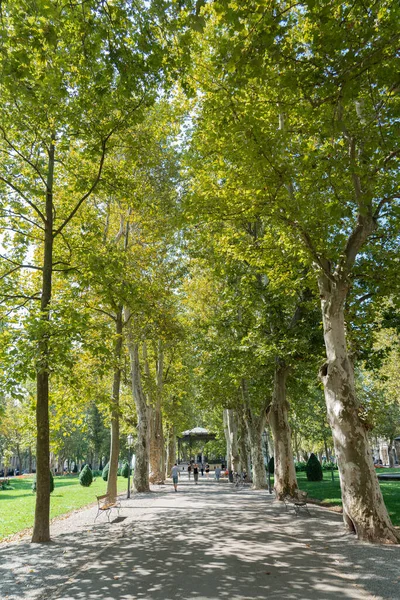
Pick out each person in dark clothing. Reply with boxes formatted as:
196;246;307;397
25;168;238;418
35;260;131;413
193;463;199;484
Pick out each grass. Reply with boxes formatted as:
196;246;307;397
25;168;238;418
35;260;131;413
293;468;400;526
0;474;128;540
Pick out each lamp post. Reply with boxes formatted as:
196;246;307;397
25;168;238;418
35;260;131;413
262;430;272;494
127;434;134;499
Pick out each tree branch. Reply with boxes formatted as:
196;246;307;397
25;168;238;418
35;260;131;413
53;137;109;237
0;125;47;187
0;177;46;223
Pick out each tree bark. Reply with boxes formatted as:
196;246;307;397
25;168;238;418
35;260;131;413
223;409;231;470
226;409;240;472
269;360;299;500
165;425;176;477
106;308;123;502
146;342;165;483
32;138;55;544
241;380;268;489
319;273;399;543
237;416;250;476
125;310;150;492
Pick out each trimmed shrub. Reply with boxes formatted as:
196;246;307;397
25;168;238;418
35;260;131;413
121;461;130;478
306;453;323;481
32;471;55;493
102;462;109;481
79;465;93;487
295;461;307;472
92;470;102;477
72;464;78;473
267;456;274;474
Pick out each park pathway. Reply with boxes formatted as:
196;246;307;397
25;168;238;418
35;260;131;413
1;474;399;600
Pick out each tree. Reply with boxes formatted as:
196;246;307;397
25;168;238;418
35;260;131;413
184;0;400;542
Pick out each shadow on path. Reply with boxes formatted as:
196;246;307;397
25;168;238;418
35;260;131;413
0;481;398;600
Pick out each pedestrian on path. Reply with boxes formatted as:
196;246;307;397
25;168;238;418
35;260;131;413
171;463;180;492
205;463;210;478
188;464;192;480
201;463;204;476
193;463;199;484
215;465;221;481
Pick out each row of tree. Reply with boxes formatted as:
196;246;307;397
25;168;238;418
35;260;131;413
0;0;399;546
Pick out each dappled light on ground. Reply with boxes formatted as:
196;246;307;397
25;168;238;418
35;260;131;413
0;479;399;599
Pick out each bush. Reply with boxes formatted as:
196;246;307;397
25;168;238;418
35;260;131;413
322;461;338;471
117;468;122;476
267;456;274;474
306;453;323;481
32;471;55;493
295;461;307;472
102;463;109;481
92;470;102;477
121;461;130;478
72;464;78;473
79;465;93;487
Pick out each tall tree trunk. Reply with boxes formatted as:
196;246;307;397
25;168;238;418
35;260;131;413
319;274;399;543
237;416;250;476
147;342;165;483
125;310;149;492
165;425;176;477
269;360;299;500
106;308;123;502
226;409;240;472
32;138;55;544
241;380;268;489
223;410;231;470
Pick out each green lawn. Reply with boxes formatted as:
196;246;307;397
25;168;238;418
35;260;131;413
0;475;128;540
293;468;400;526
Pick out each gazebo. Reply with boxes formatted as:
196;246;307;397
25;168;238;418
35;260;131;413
177;427;216;463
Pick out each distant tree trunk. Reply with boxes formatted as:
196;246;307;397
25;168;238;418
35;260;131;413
268;361;299;500
388;441;395;468
223;410;231;470
107;308;123;502
125;309;150;492
165;425;176;477
32;138;55;544
324;438;330;461
16;445;22;473
319;272;399;543
241;379;268;489
237;417;249;476
28;447;33;474
147;342;165;483
226;409;240;473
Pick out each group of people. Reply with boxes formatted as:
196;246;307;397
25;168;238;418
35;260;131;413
170;462;224;491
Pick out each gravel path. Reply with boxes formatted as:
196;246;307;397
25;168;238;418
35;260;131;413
0;477;399;599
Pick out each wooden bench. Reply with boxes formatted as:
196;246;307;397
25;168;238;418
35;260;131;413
95;494;121;522
283;492;311;516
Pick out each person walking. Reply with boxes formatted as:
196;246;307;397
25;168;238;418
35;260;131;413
215;465;221;482
188;463;192;480
171;463;180;492
200;463;204;477
205;463;210;479
193;463;199;484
